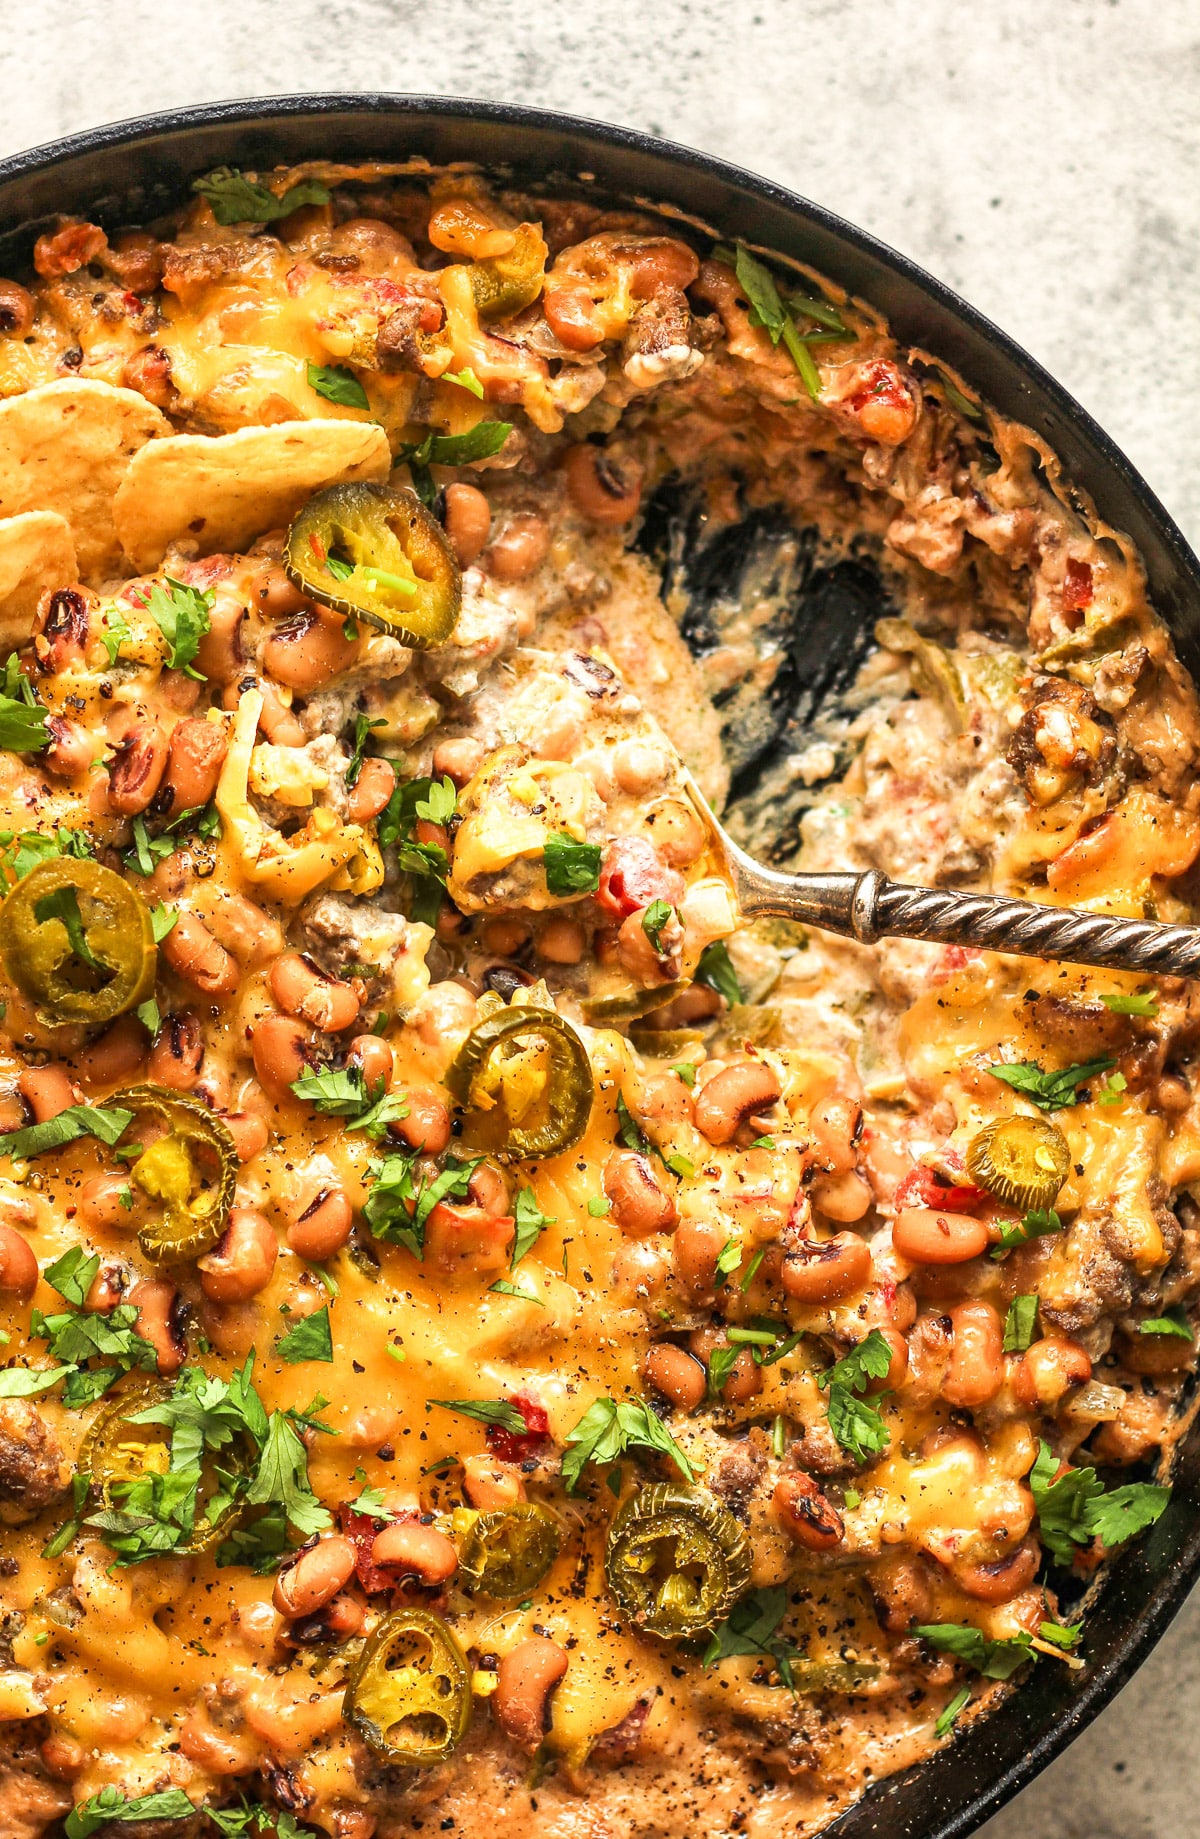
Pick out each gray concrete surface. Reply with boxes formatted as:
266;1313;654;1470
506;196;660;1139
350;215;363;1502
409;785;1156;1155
1;1;1197;1832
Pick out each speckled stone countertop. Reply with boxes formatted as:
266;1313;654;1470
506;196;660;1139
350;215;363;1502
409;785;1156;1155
2;3;1197;1833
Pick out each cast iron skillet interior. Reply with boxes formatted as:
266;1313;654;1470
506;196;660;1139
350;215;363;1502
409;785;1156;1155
1;95;1198;1839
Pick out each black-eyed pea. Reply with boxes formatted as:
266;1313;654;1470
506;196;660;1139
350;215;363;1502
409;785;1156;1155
462;1453;525;1509
644;1342;707;1412
536;916;586;965
197;1209;278;1303
288;1187;353;1262
147;1012;204;1091
273;1534;358;1617
0;1224;37;1297
694;1062;780;1146
371;1520;459;1585
128;1279;185;1373
442;483;492;567
603;1149;677;1237
494;1637;569;1750
484;513;550;582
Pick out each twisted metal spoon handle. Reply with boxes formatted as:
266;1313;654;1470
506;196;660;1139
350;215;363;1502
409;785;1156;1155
733;864;1200;977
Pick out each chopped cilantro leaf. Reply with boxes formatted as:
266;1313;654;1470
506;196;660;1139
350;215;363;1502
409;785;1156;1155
277;1304;333;1365
1100;990;1159;1017
307;362;370;410
141;577;212;678
986;1057;1116;1110
1003;1294;1039;1352
511;1186;554;1268
560;1394;694;1492
543;832;602;896
694;940;742;1005
192;166;330;225
0;1102;133;1163
430;1397;529;1435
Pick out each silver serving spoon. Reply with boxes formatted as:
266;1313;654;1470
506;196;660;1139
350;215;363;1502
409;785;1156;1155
686;778;1200;978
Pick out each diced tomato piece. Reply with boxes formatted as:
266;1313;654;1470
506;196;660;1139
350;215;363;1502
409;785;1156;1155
596;836;685;920
892;1164;988;1213
487;1391;550;1464
339;1506;404;1594
1062;558;1094;619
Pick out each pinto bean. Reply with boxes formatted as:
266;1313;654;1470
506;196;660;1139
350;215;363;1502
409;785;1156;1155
484;514;550;582
288;1187;353;1262
642;799;707;869
710;1343;762;1405
147;1012;204;1091
107;229;163;294
105;720;168;816
494;1636;569;1750
617;905;681;984
1011;1335;1092;1408
270;953;360;1032
564;444;642;524
442;483;492;567
0;281;35;337
865;1326;909;1393
198;1209;278;1303
34;585;90;672
597;835;685;921
781;1233;872;1304
274;1534;358;1617
347;757;396;825
774;1472;845;1551
76;1016;148;1087
161;717;228;818
262;611;360;692
0;1224;38;1297
251;1014;315;1096
672;1218;726;1296
387;1086;451;1155
128;1279;185;1373
892;1206;990;1266
603;1150;677;1237
84;1264;127;1314
943;1301;1004;1408
162;911;239;997
371;1520;459;1585
694;1062;781;1145
462;1453;524;1509
644;1342;707;1411
636;1072;695;1136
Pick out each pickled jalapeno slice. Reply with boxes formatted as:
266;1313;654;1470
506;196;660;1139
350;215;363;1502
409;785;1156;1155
966;1115;1071;1213
80;1378;250;1555
285;481;461;646
469;223;548;322
455;1502;562;1600
0;858;156;1027
112;1084;238;1263
343;1605;472;1765
605;1482;751;1640
446;1006;594;1161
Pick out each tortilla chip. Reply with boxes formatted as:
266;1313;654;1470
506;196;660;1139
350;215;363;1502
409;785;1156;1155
0;380;168;583
0;511;78;647
113;419;392;572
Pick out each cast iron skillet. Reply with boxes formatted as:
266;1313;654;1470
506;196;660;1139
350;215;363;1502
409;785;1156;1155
1;94;1197;1839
